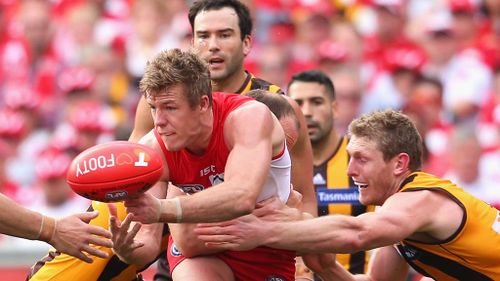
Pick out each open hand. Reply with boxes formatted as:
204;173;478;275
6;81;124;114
108;203;144;262
195;214;266;251
50;211;113;263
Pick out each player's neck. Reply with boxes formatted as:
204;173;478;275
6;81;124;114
211;69;248;93
186;110;214;156
312;129;340;166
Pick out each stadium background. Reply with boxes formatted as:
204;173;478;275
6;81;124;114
0;0;498;279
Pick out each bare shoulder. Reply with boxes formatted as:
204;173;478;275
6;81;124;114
225;100;274;128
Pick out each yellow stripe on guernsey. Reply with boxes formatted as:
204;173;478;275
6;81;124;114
397;172;500;281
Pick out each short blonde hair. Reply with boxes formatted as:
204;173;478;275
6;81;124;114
348;109;423;171
139;48;212;108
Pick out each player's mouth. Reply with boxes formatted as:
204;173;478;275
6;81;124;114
208;57;224;68
306;122;319;133
354;181;368;189
158;131;175;137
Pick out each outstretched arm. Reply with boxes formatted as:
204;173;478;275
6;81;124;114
0;193;112;263
196;191;443;254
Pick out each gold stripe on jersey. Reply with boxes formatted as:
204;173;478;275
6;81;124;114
237;72;283;95
397;172;500;281
313;136;375;274
28;201;170;281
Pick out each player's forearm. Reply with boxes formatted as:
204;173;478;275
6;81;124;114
0;194;48;240
264;215;365;254
159;185;255;223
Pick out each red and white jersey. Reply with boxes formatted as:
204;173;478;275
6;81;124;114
155;92;295;280
155;92;252;193
154;92;291;202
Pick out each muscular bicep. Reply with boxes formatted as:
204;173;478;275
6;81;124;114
223;102;275;202
129;96;154;143
356;192;437;249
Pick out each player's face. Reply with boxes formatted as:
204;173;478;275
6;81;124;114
147;84;206;152
346;136;397;206
288;81;334;144
192;7;250;82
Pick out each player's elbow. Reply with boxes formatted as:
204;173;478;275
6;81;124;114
346;230;374;252
233;197;255;216
231;189;255;217
342;237;366;253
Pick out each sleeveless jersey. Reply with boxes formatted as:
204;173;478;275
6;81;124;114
396;172;500;281
27;201;170;281
313;136;375;274
154;73;286;281
157;92;295;280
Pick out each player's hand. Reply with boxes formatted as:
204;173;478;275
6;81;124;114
108;203;144;263
253;196;303;222
124;192;161;224
195;214;266;251
302;253;338;281
49;211;113;263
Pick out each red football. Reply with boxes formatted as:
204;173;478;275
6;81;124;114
66;141;163;202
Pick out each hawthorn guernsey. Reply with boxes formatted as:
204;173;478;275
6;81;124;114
66;141;163;202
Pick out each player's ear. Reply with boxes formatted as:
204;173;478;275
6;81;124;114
199;95;210;112
393;153;410;176
242;35;252;57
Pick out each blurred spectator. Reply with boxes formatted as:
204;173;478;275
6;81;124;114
254;42;290;88
327;65;364;136
476;0;500;68
12;0;64;106
363;0;417;69
290;11;334;69
0;139;20;203
54;1;101;66
316;39;349;74
420;9;492;123
29;147;89;218
63;100;117;153
125;0;182;84
449;0;479;49
2;87;51;187
444;124;500;206
362;44;425;113
479;66;500;151
404;76;451;177
330;19;365;70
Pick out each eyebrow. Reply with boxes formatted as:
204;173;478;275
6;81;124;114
196;28;234;34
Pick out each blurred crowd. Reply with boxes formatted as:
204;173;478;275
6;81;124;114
0;0;499;249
